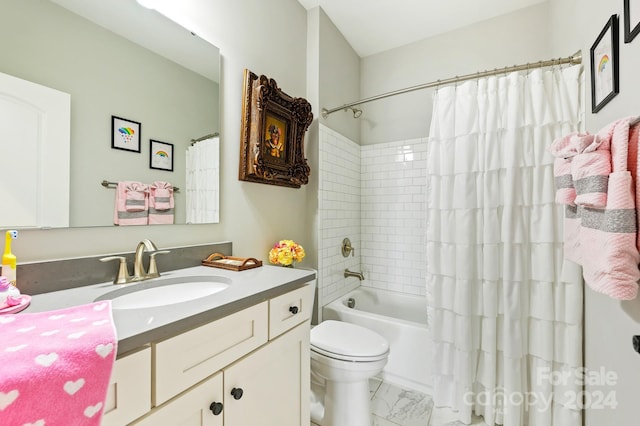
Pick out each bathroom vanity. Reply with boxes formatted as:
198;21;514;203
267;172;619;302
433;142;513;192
24;264;315;426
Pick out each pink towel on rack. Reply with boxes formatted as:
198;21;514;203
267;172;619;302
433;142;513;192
113;181;148;226
0;301;117;425
149;181;174;225
549;133;579;205
577;118;640;300
570;133;611;208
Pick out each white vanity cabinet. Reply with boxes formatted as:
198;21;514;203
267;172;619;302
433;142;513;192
102;347;152;426
119;283;313;426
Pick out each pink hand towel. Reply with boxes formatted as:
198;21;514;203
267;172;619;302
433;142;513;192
0;301;117;425
553;158;576;205
113;181;148;226
149;181;174;225
549;133;579;205
579;118;639;300
570;133;611;208
125;182;148;212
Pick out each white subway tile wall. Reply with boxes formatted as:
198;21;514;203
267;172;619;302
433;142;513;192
318;124;428;311
360;139;428;296
318;124;362;313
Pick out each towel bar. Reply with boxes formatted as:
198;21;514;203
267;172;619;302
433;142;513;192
101;180;180;193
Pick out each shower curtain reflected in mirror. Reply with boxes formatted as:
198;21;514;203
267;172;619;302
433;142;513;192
427;65;584;426
186;136;220;224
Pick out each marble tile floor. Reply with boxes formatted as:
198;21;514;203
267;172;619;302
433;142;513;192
311;377;488;426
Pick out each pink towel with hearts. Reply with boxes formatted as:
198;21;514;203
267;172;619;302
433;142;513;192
0;301;117;425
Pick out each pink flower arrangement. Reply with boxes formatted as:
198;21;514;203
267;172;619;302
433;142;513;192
269;240;305;267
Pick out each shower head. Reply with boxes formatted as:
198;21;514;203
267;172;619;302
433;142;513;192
344;107;362;118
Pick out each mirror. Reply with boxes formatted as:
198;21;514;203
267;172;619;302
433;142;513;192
0;0;220;227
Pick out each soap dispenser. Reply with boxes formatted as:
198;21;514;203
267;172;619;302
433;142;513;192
2;230;18;287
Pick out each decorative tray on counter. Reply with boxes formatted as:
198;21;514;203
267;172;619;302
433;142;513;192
201;253;263;271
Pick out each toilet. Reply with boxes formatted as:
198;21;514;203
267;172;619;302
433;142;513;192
310;320;390;426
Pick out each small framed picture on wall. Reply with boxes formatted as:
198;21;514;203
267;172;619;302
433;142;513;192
624;0;640;43
149;139;174;171
590;14;619;113
111;115;141;152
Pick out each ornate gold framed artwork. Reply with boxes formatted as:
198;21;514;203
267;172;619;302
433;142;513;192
239;69;313;188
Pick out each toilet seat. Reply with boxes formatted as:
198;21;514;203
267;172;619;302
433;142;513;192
310;320;389;362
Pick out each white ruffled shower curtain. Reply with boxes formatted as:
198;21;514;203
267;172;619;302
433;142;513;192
186;136;219;224
427;65;584;426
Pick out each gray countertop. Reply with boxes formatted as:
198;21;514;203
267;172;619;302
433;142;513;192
23;265;316;355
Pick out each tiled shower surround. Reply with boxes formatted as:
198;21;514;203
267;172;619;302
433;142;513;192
317;125;362;311
317;124;427;315
360;138;427;297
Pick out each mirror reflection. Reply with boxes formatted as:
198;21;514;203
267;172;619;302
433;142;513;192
0;0;220;227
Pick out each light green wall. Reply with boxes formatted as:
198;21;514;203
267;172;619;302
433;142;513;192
317;7;361;143
359;3;551;144
12;0;312;266
548;1;640;424
0;0;218;227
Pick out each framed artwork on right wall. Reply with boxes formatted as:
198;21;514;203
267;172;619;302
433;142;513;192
590;14;619;113
624;0;640;43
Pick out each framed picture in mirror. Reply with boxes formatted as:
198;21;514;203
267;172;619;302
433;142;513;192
239;69;313;188
111;115;141;152
150;139;174;171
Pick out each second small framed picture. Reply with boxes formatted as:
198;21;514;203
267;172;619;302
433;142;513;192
590;14;619;113
149;140;174;171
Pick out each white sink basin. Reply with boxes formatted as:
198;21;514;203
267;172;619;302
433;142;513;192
97;276;231;310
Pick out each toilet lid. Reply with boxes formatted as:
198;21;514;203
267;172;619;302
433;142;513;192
310;320;389;361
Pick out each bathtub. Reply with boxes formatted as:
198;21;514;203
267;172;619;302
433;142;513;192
322;287;431;394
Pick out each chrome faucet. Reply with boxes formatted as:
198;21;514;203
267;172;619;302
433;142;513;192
100;239;170;284
344;268;365;281
133;239;170;280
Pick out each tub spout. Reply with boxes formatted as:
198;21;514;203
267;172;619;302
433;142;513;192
344;268;364;281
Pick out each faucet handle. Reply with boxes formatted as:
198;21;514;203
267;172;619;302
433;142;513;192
147;250;170;278
100;256;131;284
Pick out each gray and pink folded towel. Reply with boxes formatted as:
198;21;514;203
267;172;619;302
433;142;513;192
549;132;610;208
114;181;174;226
149;181;175;225
553;117;640;301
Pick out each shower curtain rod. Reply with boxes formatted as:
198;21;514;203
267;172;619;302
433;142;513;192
190;132;219;145
321;50;583;118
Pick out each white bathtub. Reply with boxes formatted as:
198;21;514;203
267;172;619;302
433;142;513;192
322;287;431;394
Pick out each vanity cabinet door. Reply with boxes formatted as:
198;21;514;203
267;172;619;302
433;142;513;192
223;321;310;426
154;302;268;405
133;372;223;426
102;347;151;426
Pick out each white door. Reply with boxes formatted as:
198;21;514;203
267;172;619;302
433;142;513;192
0;71;70;228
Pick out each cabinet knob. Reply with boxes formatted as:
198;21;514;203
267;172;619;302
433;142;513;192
209;402;223;415
231;387;244;400
289;306;299;315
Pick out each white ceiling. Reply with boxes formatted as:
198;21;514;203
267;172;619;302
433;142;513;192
298;0;548;57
